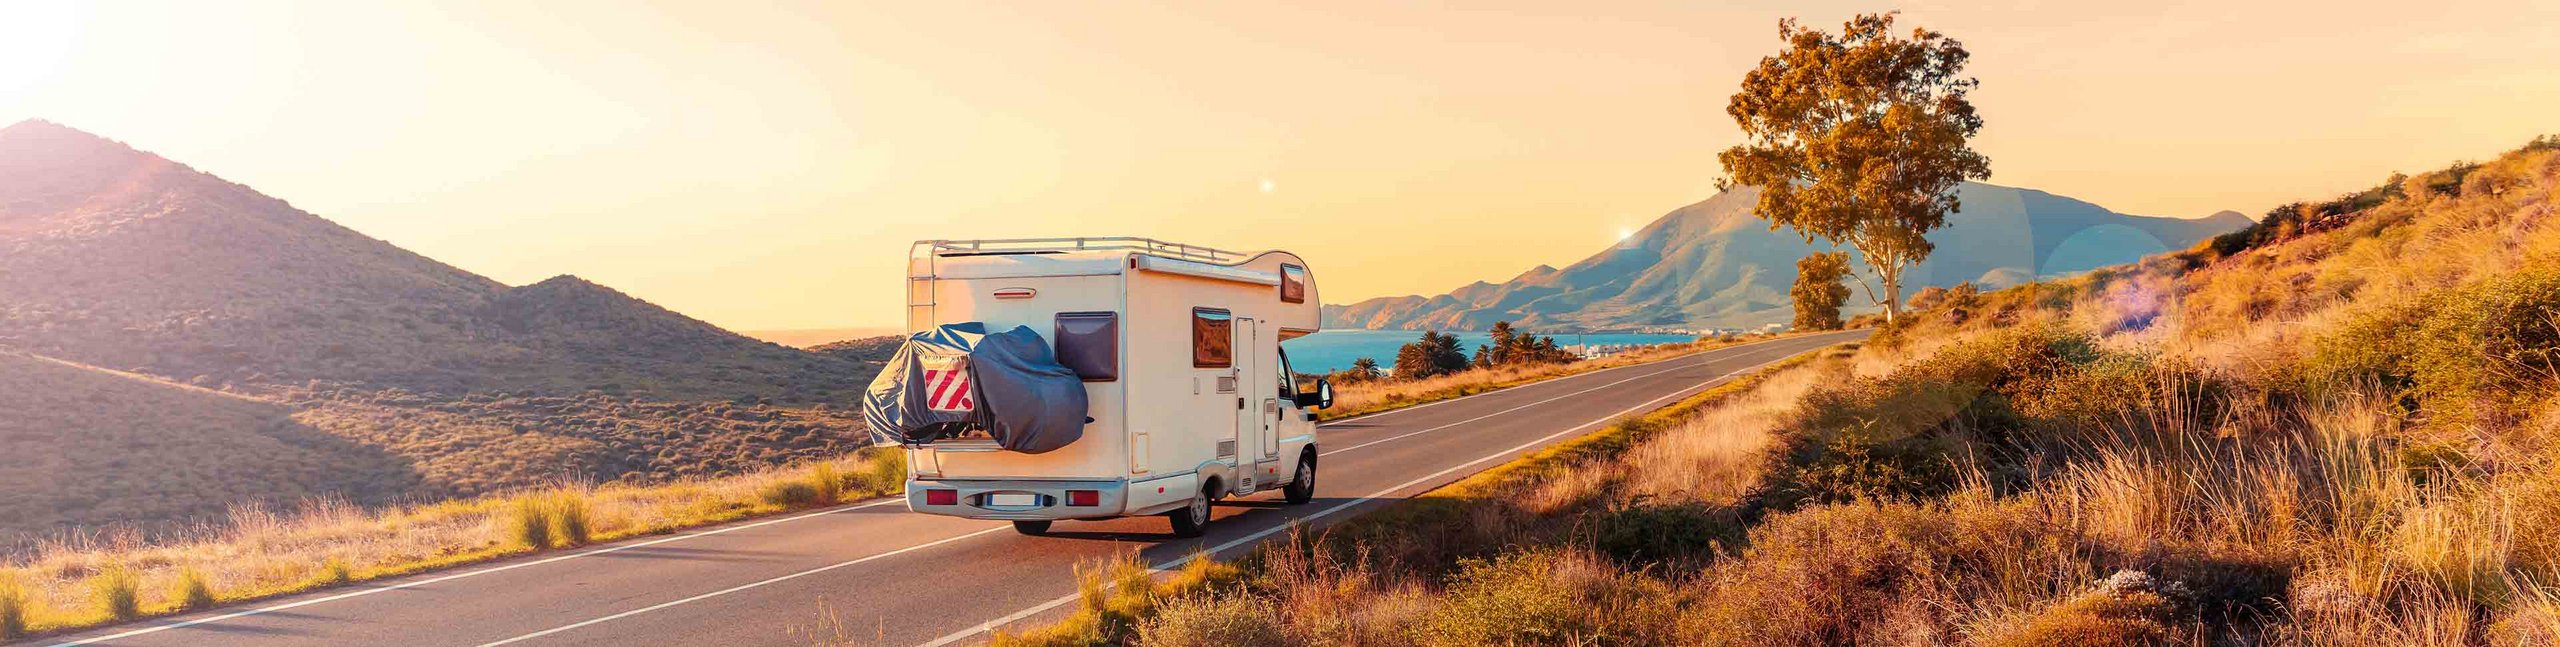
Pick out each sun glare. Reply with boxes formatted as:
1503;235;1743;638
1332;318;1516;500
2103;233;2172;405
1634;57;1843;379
1258;178;1275;193
0;2;81;97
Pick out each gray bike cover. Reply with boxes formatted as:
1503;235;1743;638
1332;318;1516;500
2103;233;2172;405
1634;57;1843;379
861;322;1089;453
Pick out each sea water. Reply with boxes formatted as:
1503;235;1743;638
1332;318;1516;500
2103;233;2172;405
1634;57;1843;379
1279;329;1699;374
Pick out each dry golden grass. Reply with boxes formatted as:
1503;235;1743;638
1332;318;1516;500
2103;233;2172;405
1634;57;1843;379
993;138;2560;645
1;449;903;639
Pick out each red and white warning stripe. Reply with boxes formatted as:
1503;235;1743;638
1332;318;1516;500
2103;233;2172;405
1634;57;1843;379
923;363;974;412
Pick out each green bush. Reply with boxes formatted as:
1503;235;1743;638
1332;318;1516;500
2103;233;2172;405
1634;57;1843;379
1424;552;1590;644
2408;268;2560;429
2307;299;2424;392
1591;498;1744;568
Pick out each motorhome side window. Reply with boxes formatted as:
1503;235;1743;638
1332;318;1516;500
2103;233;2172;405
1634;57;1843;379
1279;264;1308;304
1054;312;1118;382
1277;348;1299;401
1191;308;1233;368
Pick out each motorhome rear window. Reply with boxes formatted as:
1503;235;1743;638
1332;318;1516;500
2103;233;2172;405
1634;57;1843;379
1054;312;1118;382
1192;308;1233;368
1279;264;1308;303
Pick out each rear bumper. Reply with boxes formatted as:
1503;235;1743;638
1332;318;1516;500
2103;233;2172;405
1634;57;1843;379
905;478;1129;520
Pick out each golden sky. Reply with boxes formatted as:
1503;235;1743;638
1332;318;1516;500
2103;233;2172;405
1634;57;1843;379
3;1;2554;330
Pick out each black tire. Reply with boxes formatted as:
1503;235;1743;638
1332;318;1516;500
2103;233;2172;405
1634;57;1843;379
1166;485;1212;538
1011;520;1052;535
1282;452;1317;505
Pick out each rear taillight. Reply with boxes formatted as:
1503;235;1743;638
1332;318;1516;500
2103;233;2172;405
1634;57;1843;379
1066;490;1099;507
925;489;958;506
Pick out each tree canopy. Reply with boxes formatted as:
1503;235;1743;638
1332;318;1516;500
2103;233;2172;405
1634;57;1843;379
1393;331;1472;380
1718;12;1990;323
1792;251;1852;331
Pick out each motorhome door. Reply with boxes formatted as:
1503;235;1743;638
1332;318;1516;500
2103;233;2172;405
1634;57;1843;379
1232;317;1261;494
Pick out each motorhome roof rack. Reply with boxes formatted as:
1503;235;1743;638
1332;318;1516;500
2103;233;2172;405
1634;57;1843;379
919;237;1243;263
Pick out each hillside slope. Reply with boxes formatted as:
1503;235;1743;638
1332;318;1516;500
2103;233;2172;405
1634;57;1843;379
0;351;421;533
1063;137;2560;646
0;119;865;404
0;120;875;538
1324;182;2250;331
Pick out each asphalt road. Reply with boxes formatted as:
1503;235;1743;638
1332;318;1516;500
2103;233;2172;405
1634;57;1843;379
45;329;1866;647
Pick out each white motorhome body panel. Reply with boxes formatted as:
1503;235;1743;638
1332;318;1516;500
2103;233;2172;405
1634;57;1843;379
901;240;1322;523
914;272;1125;482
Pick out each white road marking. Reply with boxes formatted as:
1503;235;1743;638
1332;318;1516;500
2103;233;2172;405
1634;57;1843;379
50;332;1853;647
1319;341;1802;457
914;353;1806;647
44;499;909;647
472;526;1015;647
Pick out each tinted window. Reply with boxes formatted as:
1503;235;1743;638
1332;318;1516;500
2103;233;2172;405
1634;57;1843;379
1054;312;1118;382
1192;308;1233;368
1280;264;1308;303
1277;348;1299;402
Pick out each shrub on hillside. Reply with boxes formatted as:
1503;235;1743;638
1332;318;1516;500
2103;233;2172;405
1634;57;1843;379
1588;498;1747;569
1981;572;2178;647
2408;268;2560;430
1134;592;1285;647
2308;266;2560;431
1680;500;2019;645
1422;550;1680;646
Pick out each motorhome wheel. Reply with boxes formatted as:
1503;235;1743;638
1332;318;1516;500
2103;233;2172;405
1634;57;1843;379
1012;520;1052;535
1283;452;1317;504
1167;486;1211;538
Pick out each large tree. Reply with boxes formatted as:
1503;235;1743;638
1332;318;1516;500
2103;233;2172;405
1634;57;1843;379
1718;12;1990;324
1792;251;1852;330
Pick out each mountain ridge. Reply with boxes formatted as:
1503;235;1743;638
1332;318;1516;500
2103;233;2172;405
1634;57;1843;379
1324;182;2252;331
0;120;875;538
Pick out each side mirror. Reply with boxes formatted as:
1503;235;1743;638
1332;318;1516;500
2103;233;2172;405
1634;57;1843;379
1294;378;1336;410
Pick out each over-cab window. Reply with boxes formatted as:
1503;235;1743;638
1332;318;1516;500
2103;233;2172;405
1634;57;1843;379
1279;264;1308;304
1054;312;1118;382
1192;307;1233;368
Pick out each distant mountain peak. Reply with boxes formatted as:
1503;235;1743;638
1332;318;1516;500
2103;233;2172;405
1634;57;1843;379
1324;181;2248;332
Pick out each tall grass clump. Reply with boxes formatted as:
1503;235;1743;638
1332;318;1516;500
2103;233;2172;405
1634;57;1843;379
172;566;216;611
549;489;592;547
89;563;139;621
858;449;908;494
506;488;593;549
1;569;30;640
809;461;844;505
319;556;353;586
509;494;554;549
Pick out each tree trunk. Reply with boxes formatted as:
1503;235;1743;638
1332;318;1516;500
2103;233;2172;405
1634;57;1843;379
1879;262;1903;324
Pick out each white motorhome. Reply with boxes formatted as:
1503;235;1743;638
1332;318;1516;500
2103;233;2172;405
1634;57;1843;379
896;238;1333;537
